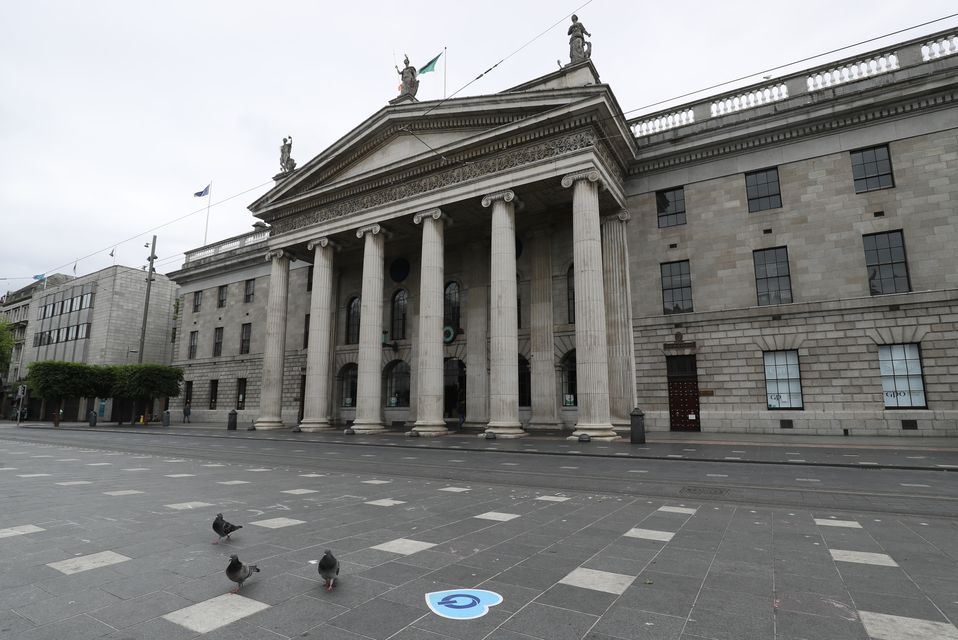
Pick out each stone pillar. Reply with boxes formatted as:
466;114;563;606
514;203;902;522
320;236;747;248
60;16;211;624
255;249;290;430
300;238;336;431
527;227;559;430
464;242;489;428
561;170;617;440
481;190;526;438
602;211;637;430
353;224;386;433
412;209;448;436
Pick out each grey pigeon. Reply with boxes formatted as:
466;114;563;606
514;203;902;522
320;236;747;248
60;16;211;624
318;549;339;591
212;513;242;544
226;554;259;593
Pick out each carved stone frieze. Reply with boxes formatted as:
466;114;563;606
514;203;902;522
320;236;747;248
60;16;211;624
270;129;616;235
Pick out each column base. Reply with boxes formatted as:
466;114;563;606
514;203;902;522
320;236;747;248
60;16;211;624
299;419;334;432
254;418;285;430
483;422;528;439
570;422;620;441
411;422;449;437
351;421;386;434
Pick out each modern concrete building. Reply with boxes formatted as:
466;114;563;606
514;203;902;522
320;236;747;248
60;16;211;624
17;265;177;420
168;27;958;437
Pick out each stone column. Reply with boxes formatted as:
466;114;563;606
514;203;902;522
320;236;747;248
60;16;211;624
602;211;637;430
300;238;336;431
412;209;448;436
255;249;290;430
561;170;617;440
482;190;526;438
527;227;559;430
464;242;489;428
353;224;386;433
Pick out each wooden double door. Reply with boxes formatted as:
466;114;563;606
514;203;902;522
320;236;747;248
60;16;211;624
667;355;700;432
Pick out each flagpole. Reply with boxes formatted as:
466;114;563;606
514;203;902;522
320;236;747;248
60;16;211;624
202;180;213;246
443;46;447;99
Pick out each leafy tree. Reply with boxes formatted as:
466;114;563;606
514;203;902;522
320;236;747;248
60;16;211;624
112;364;183;422
26;361;94;415
0;318;13;376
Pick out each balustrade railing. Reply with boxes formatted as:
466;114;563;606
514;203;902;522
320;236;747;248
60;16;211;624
631;109;694;136
922;34;958;61
806;52;899;91
710;83;788;116
184;230;268;265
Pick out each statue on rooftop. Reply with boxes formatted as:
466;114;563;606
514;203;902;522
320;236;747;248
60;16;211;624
395;54;420;99
280;136;296;173
568;14;592;64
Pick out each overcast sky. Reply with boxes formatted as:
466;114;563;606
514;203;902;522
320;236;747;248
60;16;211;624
2;0;955;293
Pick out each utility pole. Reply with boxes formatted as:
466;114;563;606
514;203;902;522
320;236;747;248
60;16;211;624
138;235;157;364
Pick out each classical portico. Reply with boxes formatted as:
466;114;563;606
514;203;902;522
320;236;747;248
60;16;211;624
247;60;638;437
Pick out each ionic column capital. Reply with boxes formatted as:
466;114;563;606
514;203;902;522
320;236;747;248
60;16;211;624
561;169;602;189
265;248;289;262
356;223;391;239
601;209;632;225
481;190;516;208
306;237;331;251
413;208;448;225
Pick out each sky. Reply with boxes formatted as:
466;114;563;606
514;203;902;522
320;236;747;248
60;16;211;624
2;0;956;294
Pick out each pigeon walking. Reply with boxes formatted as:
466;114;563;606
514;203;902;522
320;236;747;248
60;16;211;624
318;549;340;591
226;554;259;593
212;513;242;544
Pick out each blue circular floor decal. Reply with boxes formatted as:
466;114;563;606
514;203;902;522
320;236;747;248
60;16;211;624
425;589;503;620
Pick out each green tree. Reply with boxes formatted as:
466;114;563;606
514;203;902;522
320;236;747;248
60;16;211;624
112;364;183;422
26;361;95;417
0;318;13;376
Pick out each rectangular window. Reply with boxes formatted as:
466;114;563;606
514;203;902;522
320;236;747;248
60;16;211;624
72;296;81;311
763;350;803;409
217;285;227;308
239;323;252;355
78;323;90;339
244;279;255;303
209;379;218;410
192;291;202;312
753;246;793;305
661;260;693;314
656;187;686;228
188;330;198;359
53;300;63;316
303;314;310;349
851;145;894;193
81;293;92;309
879;344;926;408
236;378;247;410
212;327;223;357
745;167;782;212
184;380;193;404
863;230;910;295
307;266;313;292
67;325;78;341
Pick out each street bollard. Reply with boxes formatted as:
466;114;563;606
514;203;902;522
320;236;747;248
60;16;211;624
227;409;237;430
88;410;97;427
162;410;171;427
630;407;646;444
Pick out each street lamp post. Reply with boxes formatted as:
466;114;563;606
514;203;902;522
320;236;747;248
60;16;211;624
138;236;157;364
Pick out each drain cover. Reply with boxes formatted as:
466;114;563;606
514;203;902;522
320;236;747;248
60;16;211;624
679;486;729;497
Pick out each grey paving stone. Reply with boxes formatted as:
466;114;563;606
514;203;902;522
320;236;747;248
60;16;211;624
702;569;772;598
328;597;425;639
502;602;598;640
413;607;512;640
199;620;287;640
536;583;617;615
379;577;458;610
14;613;115;640
253;572;321;605
429;562;501;586
14;587;120;625
683;588;773;640
0;585;53;610
590;604;686;639
245;593;348;636
775;590;857;619
847;588;949;621
102;616;201;640
476;580;541;613
774;609;869;640
89;591;194;629
312;575;393;608
99;569;184;599
389;627;459;640
357;560;433;586
0;610;35;639
645;548;713;579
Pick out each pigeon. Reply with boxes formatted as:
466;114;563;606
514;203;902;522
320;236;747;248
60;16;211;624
318;549;339;591
226;554;259;593
212;513;242;544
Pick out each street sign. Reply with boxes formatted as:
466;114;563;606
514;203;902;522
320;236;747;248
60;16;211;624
16;385;26;399
425;589;503;620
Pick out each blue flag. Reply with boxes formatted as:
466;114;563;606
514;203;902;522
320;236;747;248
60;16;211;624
33;274;45;281
194;184;210;197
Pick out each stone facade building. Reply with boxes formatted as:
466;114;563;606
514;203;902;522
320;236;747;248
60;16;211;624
16;265;177;420
169;28;958;436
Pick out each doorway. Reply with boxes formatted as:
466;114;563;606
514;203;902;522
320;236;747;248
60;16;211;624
666;355;700;432
443;359;466;422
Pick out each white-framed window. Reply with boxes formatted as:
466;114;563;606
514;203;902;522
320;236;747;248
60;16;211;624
763;350;803;409
879;344;926;408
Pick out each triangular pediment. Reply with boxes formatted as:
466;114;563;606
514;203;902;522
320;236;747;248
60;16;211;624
249;68;637;219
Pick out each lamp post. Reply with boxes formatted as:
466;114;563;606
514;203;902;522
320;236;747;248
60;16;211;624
138;236;157;364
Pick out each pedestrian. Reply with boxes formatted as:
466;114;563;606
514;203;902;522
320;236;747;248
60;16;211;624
457;400;465;430
183;401;191;424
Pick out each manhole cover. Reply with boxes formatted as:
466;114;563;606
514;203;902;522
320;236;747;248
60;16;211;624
679;486;729;497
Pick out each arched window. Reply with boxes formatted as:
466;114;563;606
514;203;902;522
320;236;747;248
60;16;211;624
561;350;577;407
518;355;531;407
339;364;358;408
567;264;576;324
384;360;411;407
345;297;361;345
390;289;407;340
444;281;460;330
